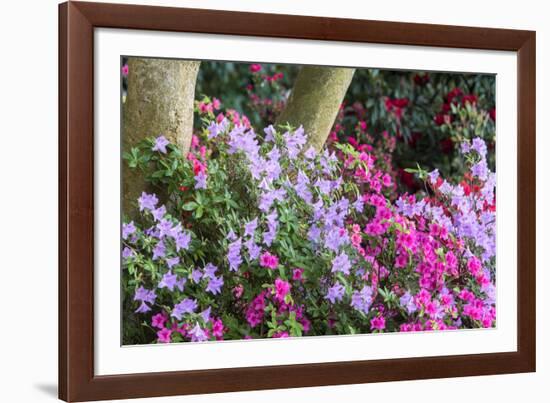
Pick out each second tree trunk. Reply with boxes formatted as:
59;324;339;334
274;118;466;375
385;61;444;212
276;66;355;151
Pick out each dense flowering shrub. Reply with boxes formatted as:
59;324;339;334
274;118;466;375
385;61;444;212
122;104;496;343
218;63;496;190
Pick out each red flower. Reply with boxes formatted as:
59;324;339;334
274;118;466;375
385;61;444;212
434;113;447;126
460;181;471;196
249;64;262;73
446;87;463;103
413;73;429;86
439;138;454;154
462;94;478;106
489;107;496;121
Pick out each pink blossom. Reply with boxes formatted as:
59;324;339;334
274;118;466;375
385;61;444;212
249;64;262;73
211;318;224;338
370;316;386;331
151;312;167;329
467;257;482;276
233;284;244;298
212;97;221;110
157;328;172;343
292;268;304;281
260;251;279;269
274;278;291;303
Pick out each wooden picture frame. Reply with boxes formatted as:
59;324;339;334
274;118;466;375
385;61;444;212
59;1;536;401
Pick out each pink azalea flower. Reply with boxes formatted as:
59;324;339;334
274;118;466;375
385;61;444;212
157;328;172;343
274;278;291;303
151;312;167;329
260;252;279;269
370;316;386;331
273;331;289;338
211;318;224;338
233;284;244;298
292;268;304;281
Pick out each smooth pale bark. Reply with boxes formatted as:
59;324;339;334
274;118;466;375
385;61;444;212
122;58;200;216
276;66;355;151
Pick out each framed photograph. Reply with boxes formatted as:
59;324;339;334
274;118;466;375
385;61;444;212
59;1;536;401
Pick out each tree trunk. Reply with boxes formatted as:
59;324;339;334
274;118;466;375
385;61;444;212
122;58;200;217
276;66;355;151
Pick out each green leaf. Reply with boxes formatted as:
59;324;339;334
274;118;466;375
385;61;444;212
182;201;198;211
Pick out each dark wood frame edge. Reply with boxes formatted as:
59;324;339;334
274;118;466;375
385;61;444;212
59;1;536;401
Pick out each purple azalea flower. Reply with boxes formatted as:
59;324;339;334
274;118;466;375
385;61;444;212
135;302;151;313
169;222;183;239
307;225;321;243
471;137;487;157
244;218;258;238
122;221;136;240
259;188;286;212
428;169;439;184
294;170;312;203
267;145;281;162
245;238;261;260
138;192;158;211
134;286;156;303
331;252;351;275
304;146;317;159
351;286;373;314
320;149;338;175
227;237;242;272
264;158;282;182
248;155;266;180
208;118;229;139
191;269;203;283
262;211;278;247
134;286;156;313
166;256;180;269
157;218;174;238
171;298;198;320
175;277;186;292
152;240;166;260
206;275;224;295
158;271;178;291
439;181;453;195
283;126;306;159
151;205;166;221
227;127;260;161
175;231;191;251
263;125;276;142
399;291;417;314
152;135;170;153
324;227;349;252
460;141;471;154
353;197;364;213
122;246;134;260
227;230;237;242
312;199;324;221
200;307;212;323
203;263;218;279
326;283;345;304
471;160;488;180
315;178;333;195
188;323;209;342
194;171;208;190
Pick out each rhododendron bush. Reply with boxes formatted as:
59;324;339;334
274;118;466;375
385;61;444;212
121;61;496;345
